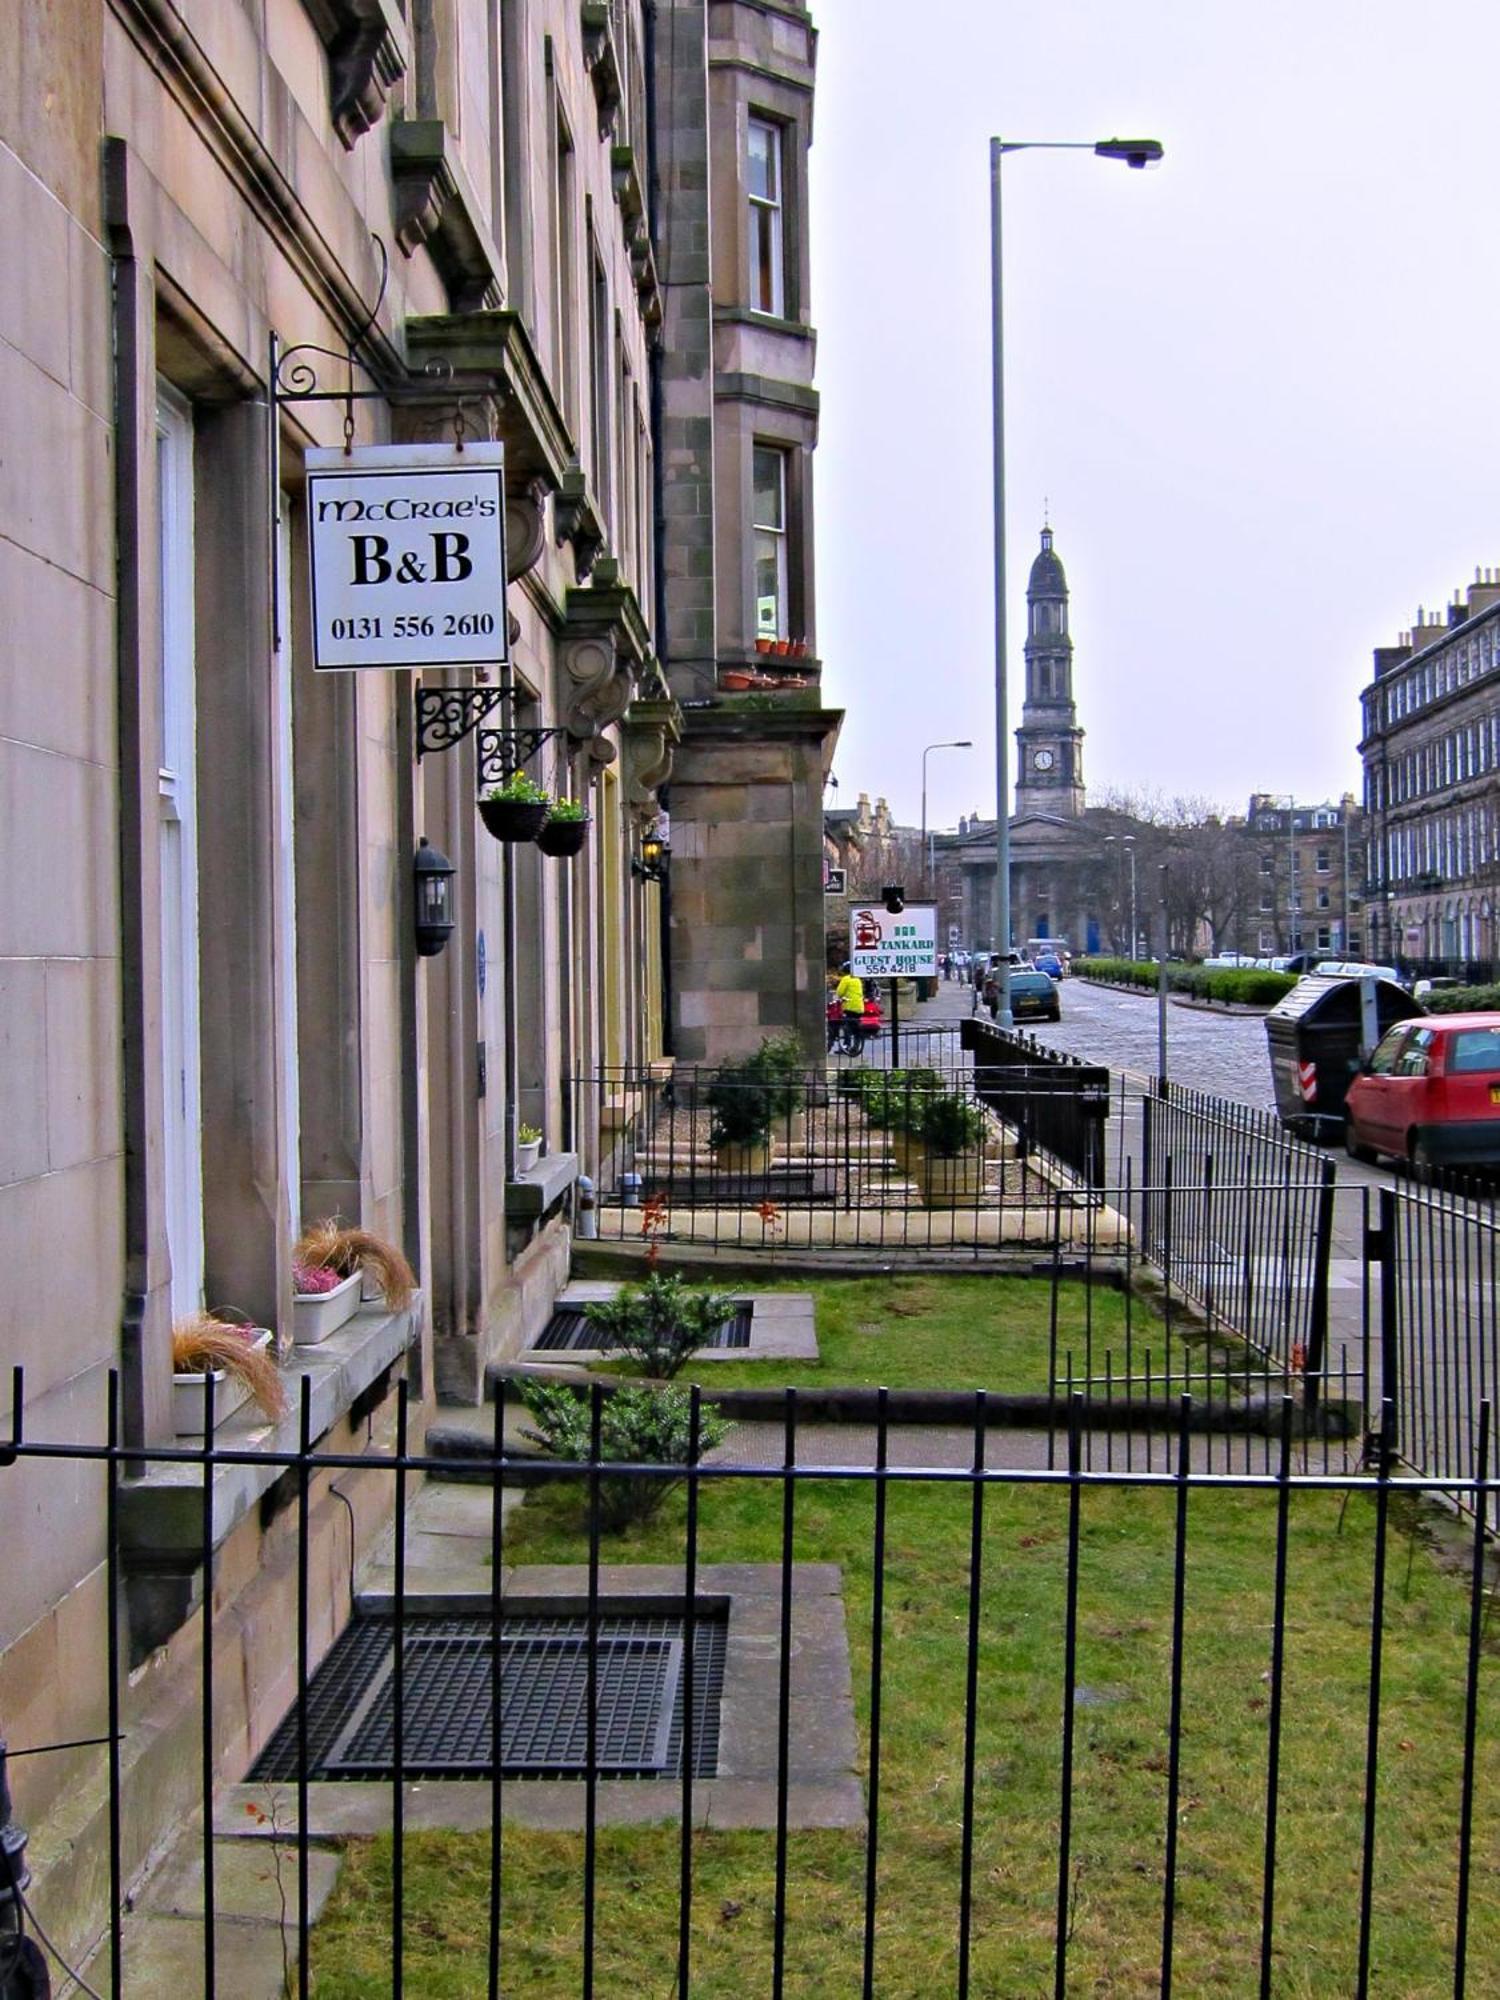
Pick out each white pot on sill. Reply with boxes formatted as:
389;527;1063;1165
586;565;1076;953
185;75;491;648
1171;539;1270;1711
517;1139;542;1174
292;1268;363;1344
173;1328;274;1436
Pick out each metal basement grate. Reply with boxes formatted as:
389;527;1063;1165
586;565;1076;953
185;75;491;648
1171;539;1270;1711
533;1304;752;1351
252;1612;726;1782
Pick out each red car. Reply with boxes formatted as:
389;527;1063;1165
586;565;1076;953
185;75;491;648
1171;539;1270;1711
1344;1014;1500;1177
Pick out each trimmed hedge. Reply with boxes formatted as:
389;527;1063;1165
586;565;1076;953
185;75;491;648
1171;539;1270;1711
1075;956;1297;1008
1421;984;1500;1014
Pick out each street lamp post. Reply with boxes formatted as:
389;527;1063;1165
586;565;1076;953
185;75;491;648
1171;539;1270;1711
1123;835;1138;957
1103;835;1123;951
921;739;973;900
990;134;1162;1029
1157;861;1170;1094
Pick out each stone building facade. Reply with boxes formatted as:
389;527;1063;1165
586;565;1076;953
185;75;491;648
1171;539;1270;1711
1245;794;1366;959
655;0;841;1061
0;0;776;1961
1359;572;1500;976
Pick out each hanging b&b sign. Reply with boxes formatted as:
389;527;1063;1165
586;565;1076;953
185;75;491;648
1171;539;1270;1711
306;443;509;671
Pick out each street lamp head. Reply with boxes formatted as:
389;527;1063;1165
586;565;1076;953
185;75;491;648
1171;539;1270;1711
1094;137;1164;169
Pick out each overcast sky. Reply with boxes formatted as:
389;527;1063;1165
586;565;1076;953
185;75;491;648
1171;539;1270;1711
809;1;1500;837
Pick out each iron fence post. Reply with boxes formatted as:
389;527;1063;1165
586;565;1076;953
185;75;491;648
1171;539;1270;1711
1370;1187;1399;1458
1303;1159;1336;1416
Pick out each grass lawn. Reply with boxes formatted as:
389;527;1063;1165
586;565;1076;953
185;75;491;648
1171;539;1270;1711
617;1271;1140;1394
310;1278;1499;1997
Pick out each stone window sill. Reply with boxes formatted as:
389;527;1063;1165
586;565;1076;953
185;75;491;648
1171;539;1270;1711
120;1298;423;1568
505;1152;580;1220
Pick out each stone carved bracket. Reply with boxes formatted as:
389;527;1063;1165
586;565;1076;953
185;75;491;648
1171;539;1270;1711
554;463;606;582
561;633;634;746
390;121;503;311
304;0;409;150
623;700;681;827
506;479;549;582
580;0;623;140
558;560;655;747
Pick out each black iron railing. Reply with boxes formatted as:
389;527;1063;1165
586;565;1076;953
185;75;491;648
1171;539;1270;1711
2;1372;1496;1996
1139;1083;1337;1380
962;1018;1111;1185
1370;1182;1500;1529
572;1060;1109;1258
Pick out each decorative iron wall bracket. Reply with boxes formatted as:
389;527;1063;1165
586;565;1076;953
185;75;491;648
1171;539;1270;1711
477;727;567;788
415;684;506;759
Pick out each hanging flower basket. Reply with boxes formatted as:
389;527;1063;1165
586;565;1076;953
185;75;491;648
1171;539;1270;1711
537;813;591;858
478;774;553;843
479;797;550;841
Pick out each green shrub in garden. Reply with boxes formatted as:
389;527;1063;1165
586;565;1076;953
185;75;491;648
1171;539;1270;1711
1421;983;1500;1014
517;1380;730;1528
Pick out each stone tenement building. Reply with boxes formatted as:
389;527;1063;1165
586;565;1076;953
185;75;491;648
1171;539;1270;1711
657;0;840;1061
1359;571;1500;974
0;0;829;1966
1245;794;1366;959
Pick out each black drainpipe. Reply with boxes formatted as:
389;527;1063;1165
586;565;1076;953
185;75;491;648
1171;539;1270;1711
643;1;674;1052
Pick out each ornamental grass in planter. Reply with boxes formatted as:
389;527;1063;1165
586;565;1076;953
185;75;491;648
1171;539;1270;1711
172;1315;285;1433
478;772;551;842
536;796;590;857
293;1219;416;1312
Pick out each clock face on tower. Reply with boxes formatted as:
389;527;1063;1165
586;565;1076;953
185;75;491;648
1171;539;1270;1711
1032;749;1055;772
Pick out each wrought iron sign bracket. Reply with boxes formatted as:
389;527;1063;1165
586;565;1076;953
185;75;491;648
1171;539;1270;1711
415;684;507;759
477;726;567;788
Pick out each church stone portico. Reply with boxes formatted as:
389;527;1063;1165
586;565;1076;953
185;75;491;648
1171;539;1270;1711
937;525;1109;953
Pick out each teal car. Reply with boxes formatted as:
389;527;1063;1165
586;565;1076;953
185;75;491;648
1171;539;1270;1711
984;966;1060;1022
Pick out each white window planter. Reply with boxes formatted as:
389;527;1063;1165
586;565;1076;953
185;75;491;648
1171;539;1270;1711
292;1269;364;1345
173;1329;274;1436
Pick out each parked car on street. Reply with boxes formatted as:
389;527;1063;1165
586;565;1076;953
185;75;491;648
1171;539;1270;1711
1314;959;1403;984
1344;1014;1500;1176
985;964;1060;1022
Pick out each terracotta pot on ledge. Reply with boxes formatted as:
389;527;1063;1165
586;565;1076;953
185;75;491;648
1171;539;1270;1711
721;669;757;690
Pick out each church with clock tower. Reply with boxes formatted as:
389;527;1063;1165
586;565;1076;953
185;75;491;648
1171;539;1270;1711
934;521;1122;956
1014;524;1086;818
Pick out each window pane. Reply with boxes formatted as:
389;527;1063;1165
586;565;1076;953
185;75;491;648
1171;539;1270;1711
752;208;780;315
752;447;783;529
747;120;777;201
754;531;782;636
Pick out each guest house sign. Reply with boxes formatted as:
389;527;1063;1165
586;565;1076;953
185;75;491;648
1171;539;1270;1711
848;903;938;979
306;443;508;671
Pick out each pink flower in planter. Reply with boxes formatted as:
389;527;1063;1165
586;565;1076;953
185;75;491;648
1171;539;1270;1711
294;1263;342;1296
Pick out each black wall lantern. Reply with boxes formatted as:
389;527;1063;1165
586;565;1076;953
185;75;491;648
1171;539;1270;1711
633;826;669;883
414;837;456;957
882;883;906;915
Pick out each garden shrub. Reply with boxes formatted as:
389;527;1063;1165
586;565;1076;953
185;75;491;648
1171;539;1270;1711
518;1380;731;1527
1074;956;1295;1007
582;1274;741;1378
1422;983;1500;1014
858;1067;945;1131
706;1052;777;1148
918;1090;988;1158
